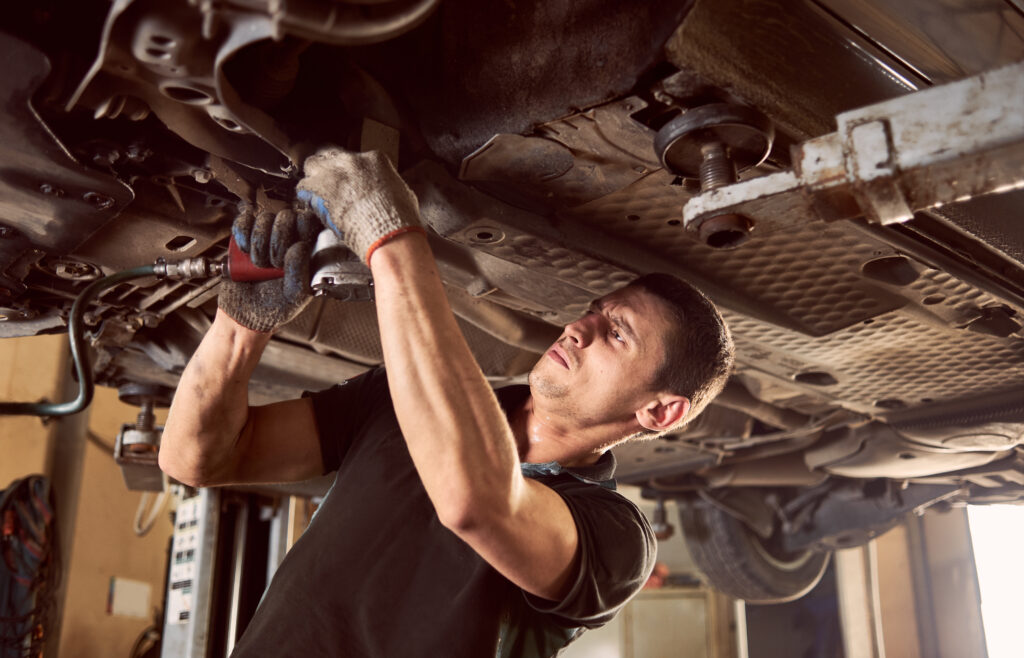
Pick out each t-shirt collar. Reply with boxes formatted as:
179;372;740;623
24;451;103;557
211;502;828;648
495;384;618;489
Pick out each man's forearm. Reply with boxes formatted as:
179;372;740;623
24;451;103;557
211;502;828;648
160;308;273;486
370;234;523;526
295;150;581;600
370;232;581;600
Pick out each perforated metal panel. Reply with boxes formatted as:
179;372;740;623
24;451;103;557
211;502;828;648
562;173;1024;416
718;263;1024;414
729;312;1024;413
565;174;902;336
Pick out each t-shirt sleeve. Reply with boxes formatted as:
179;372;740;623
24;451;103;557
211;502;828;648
303;367;390;473
523;482;656;628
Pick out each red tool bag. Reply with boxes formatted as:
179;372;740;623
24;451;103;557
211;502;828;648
0;475;58;658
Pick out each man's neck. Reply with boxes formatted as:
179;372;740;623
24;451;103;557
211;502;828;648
510;396;633;468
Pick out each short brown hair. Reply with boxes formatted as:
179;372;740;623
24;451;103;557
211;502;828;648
629;273;734;426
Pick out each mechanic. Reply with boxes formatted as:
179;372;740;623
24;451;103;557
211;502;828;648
159;149;734;657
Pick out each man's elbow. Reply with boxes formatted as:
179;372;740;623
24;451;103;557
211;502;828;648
157;436;228;488
158;450;207;488
437;504;479;535
435;490;510;536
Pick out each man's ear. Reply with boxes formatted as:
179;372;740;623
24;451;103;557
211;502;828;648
636;394;691;432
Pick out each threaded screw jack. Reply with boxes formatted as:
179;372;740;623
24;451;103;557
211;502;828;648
135;399;155;431
699;142;737;191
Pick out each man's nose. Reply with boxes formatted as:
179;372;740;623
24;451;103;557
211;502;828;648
564;313;599;347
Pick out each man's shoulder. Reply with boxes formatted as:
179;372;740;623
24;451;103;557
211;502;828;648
542;471;652;535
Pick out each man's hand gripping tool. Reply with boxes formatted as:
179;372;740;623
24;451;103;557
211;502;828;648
152;231;373;301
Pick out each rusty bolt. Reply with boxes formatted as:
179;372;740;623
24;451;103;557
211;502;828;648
654;103;771;249
698;142;735;190
693;145;754;248
191;169;212;184
83;191;115;210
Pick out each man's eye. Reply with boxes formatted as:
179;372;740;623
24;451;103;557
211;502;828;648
612;330;625;343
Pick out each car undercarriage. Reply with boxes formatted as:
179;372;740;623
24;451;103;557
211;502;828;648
2;0;1023;602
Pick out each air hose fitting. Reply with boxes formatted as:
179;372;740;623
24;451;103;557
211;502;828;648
0;265;157;417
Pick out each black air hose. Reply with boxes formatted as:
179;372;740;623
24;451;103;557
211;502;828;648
0;265;157;417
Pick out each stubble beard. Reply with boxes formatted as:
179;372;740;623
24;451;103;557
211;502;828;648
528;361;570;400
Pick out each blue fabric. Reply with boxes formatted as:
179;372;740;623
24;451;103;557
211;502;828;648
520;461;616;491
296;190;346;241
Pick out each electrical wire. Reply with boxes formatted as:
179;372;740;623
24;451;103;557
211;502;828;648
128;623;160;658
85;429;116;455
0;265;157;417
133;473;171;537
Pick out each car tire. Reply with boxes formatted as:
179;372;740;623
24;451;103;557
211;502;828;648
678;498;831;604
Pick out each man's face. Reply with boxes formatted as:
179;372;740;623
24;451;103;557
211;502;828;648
529;285;676;427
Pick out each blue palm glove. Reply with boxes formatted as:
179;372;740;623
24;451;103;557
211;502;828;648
218;204;320;332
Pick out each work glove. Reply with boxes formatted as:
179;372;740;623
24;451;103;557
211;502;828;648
217;203;320;333
296;149;423;265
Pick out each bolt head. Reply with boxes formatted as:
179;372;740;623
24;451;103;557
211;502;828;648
697;213;755;249
39;183;64;197
83;191;115;211
126;144;152;162
92;149;119;166
54;261;94;279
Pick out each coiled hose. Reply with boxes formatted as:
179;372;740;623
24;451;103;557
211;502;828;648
0;265;157;416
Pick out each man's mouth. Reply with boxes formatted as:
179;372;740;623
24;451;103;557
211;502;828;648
548;345;570;369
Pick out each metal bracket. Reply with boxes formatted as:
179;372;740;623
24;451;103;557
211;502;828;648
309;230;374;302
845;119;913;225
683;60;1024;231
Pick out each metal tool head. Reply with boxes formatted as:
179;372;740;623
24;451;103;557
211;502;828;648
309;229;374;301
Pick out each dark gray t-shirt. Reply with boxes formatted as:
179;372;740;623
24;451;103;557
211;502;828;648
231;368;655;657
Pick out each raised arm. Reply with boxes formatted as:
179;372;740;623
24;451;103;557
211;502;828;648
374;236;581;600
298;150;580;601
160;206;324;488
160;309;322;487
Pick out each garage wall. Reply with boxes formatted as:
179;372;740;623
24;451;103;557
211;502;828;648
1;335;172;657
56;384;173;658
0;333;64;485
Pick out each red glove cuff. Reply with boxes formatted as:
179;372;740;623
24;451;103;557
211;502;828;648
364;226;427;265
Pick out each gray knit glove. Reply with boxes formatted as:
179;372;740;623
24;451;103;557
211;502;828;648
217;204;320;333
296;149;422;264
